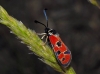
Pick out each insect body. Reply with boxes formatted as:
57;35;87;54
48;32;71;67
34;9;72;68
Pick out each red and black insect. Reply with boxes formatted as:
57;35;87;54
34;9;72;69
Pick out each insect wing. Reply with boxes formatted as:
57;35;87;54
48;35;72;68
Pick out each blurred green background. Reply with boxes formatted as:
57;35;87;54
0;0;100;74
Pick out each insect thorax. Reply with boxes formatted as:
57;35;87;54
45;28;59;36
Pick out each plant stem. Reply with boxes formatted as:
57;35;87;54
0;6;76;74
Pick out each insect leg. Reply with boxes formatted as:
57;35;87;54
37;33;46;35
41;34;46;39
42;36;48;46
37;33;48;45
37;33;47;40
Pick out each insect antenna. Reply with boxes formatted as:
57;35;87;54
34;9;48;28
43;8;48;27
34;20;47;28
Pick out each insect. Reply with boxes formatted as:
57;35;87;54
34;9;72;69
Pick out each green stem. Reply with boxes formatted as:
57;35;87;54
0;6;76;74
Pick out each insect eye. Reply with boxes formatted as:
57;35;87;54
57;41;61;46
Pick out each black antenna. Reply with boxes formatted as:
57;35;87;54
43;9;48;27
34;20;47;28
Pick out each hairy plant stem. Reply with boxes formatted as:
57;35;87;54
0;6;76;74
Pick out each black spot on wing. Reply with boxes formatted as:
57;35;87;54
57;41;61;46
62;58;65;61
64;50;70;54
56;51;61;55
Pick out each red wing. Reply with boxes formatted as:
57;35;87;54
49;35;68;52
49;35;71;67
